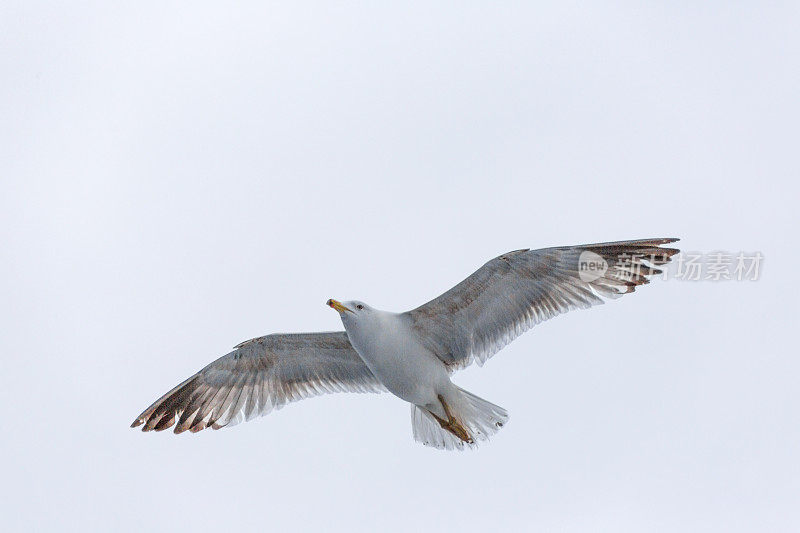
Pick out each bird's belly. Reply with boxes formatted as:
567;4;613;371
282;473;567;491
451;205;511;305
375;355;442;403
353;340;448;405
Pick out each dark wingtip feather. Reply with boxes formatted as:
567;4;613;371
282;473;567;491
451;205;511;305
130;375;202;433
580;238;681;297
153;412;177;432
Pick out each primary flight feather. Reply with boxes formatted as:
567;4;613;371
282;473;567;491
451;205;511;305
131;238;679;450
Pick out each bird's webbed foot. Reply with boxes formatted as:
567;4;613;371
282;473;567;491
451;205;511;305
431;395;474;444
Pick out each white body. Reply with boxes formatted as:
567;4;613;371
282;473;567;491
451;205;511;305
336;301;509;450
341;307;454;419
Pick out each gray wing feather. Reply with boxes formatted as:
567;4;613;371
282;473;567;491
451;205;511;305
131;331;385;433
405;238;680;371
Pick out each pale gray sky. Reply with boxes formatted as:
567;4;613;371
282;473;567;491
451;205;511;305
2;2;798;532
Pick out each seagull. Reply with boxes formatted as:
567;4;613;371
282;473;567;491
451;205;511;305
131;238;679;450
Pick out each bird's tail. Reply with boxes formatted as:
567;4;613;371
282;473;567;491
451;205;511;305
411;387;508;451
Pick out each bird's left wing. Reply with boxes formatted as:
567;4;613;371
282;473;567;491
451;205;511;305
131;331;384;433
404;238;680;371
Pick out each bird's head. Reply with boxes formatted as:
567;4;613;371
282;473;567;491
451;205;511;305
326;299;372;326
326;299;380;350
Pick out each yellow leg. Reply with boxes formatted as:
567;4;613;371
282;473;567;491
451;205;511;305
431;395;474;444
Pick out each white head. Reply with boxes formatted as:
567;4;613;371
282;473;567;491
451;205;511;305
326;299;377;334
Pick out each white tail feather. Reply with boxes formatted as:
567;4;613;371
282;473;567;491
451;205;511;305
411;387;508;451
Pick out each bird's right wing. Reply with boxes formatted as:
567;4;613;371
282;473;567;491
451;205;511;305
131;331;385;433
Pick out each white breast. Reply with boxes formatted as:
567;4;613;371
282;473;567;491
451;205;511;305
343;310;450;405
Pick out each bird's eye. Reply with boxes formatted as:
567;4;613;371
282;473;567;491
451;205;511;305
356;304;364;310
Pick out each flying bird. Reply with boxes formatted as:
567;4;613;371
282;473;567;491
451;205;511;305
131;238;679;450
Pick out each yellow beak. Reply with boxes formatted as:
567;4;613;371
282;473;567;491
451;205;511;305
326;299;353;314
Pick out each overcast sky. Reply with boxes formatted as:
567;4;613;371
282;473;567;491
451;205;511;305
2;2;799;532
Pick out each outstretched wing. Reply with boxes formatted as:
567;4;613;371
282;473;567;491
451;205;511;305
131;331;384;433
405;238;680;371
